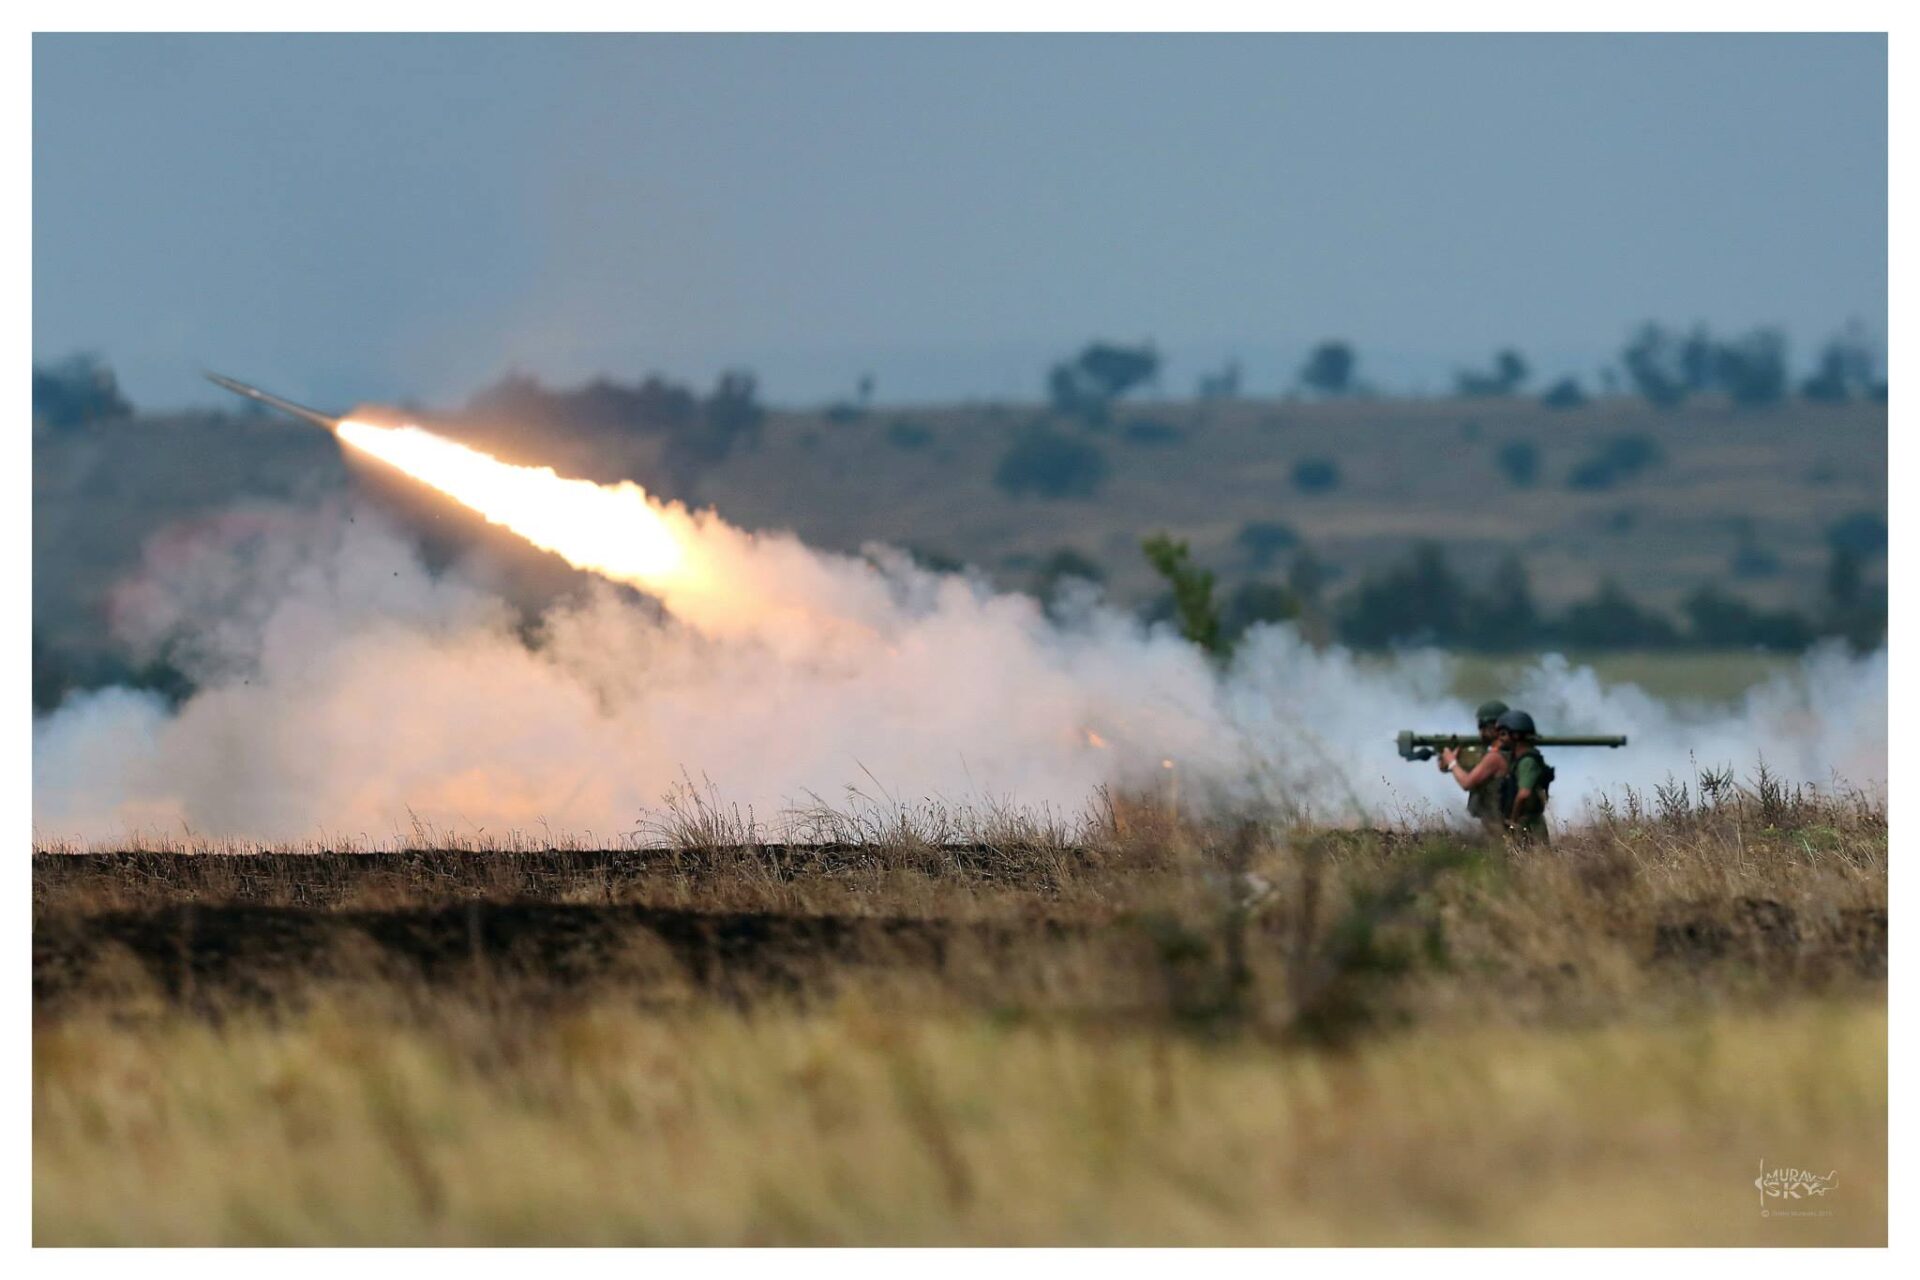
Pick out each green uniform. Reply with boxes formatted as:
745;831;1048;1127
1457;742;1506;838
1504;748;1551;844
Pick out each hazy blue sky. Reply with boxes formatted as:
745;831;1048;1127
35;33;1886;410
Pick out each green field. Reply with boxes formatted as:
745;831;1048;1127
1439;649;1800;705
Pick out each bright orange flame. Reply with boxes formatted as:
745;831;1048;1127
336;419;688;589
1084;729;1109;750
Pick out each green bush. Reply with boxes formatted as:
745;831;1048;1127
1291;458;1342;494
993;426;1110;499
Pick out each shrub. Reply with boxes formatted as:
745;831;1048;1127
993;426;1110;499
1826;511;1887;558
1235;520;1300;568
1047;341;1159;421
1730;541;1781;579
1122;418;1182;446
1566;434;1663;491
1291;458;1342;494
886;420;934;451
33;355;132;429
1713;329;1789;407
1337;544;1469;648
1552;580;1680;648
1621;323;1690;407
1222;581;1299;640
1142;533;1225;657
1495;440;1540;487
1453;349;1529;397
1298;341;1357;397
1682;586;1813;651
1540;377;1587;410
1032;548;1106;603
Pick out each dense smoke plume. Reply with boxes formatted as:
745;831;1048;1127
34;497;1886;845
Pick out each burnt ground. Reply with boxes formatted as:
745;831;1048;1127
32;847;1887;1023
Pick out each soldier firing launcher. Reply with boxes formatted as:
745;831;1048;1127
1396;730;1627;762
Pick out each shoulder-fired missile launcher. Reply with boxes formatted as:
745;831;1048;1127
1396;730;1627;762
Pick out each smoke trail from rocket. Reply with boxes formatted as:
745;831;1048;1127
32;419;1887;844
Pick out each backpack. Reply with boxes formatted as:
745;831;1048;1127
1498;747;1555;818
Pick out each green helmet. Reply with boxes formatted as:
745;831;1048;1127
1475;699;1510;725
1495;709;1537;737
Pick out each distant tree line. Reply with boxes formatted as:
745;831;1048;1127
1127;528;1885;660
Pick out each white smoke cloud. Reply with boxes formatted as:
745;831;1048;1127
33;501;1887;844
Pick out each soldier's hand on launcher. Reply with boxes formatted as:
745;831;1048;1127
1439;748;1459;770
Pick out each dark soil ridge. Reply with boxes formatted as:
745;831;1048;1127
33;844;1090;910
33;902;1097;1011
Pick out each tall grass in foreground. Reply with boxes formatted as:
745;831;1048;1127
33;776;1887;1245
34;997;1883;1245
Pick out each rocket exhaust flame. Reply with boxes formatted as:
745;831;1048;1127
207;375;696;596
335;419;690;590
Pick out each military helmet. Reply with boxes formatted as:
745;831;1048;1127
1495;709;1538;737
1475;699;1510;725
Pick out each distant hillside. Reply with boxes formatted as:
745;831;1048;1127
33;392;1886;685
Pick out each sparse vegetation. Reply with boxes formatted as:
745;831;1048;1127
1566;433;1664;491
1494;438;1540;487
1290;457;1341;494
33;779;1887;1245
992;425;1110;499
885;419;934;450
1233;519;1299;568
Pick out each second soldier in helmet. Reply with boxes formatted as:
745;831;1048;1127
1442;706;1554;844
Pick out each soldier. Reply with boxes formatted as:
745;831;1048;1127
1440;699;1510;838
1492;709;1553;844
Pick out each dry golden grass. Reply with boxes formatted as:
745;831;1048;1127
32;780;1887;1245
34;995;1884;1245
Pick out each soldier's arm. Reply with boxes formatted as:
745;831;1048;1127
1449;752;1505;792
1508;788;1535;822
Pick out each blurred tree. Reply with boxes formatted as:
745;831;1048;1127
1621;324;1689;408
1712;328;1789;407
1495;439;1540;487
994;425;1110;499
1048;341;1159;423
1826;511;1887;558
1680;325;1716;392
1338;543;1468;648
1222;581;1300;641
1197;360;1242;401
1801;324;1878;404
885;419;934;450
1235;519;1300;568
1298;341;1357;397
1551;580;1680;648
1291;458;1342;494
1539;377;1587;410
1682;586;1813;651
1032;546;1106;599
33;354;132;429
1454;348;1530;397
1474;554;1541;646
